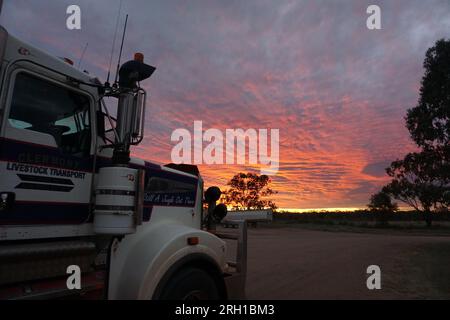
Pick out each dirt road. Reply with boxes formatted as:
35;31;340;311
235;227;450;299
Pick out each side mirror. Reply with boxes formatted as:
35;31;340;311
131;89;146;145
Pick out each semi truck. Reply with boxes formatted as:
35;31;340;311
0;25;247;300
223;210;273;228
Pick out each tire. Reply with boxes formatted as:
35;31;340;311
159;267;220;300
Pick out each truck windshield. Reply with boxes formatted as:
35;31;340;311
8;72;92;156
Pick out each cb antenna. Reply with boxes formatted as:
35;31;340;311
114;14;129;86
78;42;89;69
106;0;123;86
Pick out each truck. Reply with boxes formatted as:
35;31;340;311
0;25;247;300
223;210;273;228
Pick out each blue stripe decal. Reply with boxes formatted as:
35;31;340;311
0;137;94;172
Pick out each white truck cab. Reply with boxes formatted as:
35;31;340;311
0;26;246;300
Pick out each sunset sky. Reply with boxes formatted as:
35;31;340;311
2;0;450;209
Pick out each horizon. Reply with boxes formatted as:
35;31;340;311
276;206;413;213
2;0;450;208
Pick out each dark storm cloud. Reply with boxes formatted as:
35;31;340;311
362;161;391;178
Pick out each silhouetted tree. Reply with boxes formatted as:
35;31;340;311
223;172;277;210
368;191;398;226
383;39;450;227
384;150;449;226
406;39;450;150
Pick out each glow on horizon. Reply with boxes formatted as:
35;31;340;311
277;207;412;213
277;207;365;213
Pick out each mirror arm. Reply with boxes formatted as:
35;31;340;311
100;98;120;144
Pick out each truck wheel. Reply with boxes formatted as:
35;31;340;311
159;267;220;300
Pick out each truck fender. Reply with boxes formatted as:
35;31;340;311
108;222;227;300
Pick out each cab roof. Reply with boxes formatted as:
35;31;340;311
1;26;95;84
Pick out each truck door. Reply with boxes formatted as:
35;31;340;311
0;69;95;225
